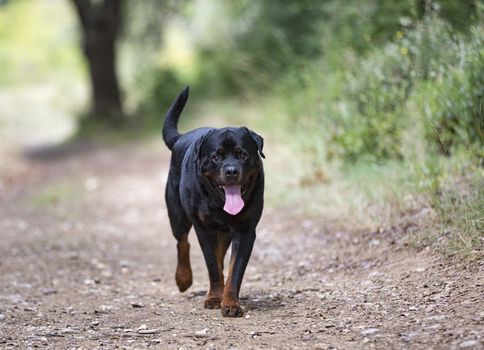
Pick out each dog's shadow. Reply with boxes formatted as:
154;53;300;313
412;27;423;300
184;289;287;311
240;291;287;312
23;140;98;161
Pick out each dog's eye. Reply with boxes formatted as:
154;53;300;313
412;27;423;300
212;154;221;162
240;152;248;160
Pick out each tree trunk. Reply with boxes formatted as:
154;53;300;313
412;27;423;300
72;0;123;122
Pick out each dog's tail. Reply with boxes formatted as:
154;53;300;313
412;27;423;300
163;86;189;150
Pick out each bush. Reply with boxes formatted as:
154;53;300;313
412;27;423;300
422;27;484;158
329;15;483;162
330;42;412;162
134;68;186;127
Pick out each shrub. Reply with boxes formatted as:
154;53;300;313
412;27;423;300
134;68;186;127
329;15;483;162
422;27;484;158
330;42;412;162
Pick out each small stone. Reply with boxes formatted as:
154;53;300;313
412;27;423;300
39;337;48;344
66;252;79;260
137;324;148;331
138;329;160;334
369;239;380;247
460;340;479;348
131;302;144;308
100;305;111;312
42;288;57;295
61;328;77;334
245;314;251;319
90;321;99;327
101;270;112;278
361;328;379;336
111;324;126;329
85;177;98;191
194;328;209;337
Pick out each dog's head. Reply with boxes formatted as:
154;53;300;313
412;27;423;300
195;127;264;215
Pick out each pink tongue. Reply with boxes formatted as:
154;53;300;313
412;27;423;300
222;185;244;215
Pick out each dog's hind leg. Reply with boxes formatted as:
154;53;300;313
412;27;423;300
175;233;192;292
166;180;193;292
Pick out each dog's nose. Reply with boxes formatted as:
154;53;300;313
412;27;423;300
224;165;239;178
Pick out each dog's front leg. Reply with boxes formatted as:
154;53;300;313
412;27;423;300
222;230;256;317
194;224;227;309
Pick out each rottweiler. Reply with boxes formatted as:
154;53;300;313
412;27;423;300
162;87;265;317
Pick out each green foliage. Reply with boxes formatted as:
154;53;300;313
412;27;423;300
328;14;483;162
433;0;482;32
421;27;484;158
135;68;186;126
187;0;329;96
331;42;412;161
0;0;82;85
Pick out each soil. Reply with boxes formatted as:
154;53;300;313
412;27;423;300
0;140;482;350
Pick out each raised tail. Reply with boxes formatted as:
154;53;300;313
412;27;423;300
163;86;189;150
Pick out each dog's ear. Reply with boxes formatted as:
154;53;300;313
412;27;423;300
243;127;265;159
193;130;212;163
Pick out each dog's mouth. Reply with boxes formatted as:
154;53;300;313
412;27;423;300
216;183;248;215
216;183;248;195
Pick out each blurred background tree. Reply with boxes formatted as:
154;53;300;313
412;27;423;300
71;0;123;122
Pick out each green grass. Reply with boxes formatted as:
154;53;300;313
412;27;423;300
437;176;483;257
414;165;483;259
31;182;81;208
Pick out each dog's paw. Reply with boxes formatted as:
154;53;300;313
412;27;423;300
221;303;243;317
175;266;192;292
204;296;221;309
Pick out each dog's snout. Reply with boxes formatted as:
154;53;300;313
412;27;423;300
224;165;240;178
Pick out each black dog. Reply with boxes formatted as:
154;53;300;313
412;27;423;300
162;87;265;317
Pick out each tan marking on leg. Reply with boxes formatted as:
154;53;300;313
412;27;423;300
175;239;192;292
221;255;243;317
204;234;230;309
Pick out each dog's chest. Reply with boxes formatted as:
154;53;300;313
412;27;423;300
197;209;230;231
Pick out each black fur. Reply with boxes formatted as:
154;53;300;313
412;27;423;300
162;87;265;317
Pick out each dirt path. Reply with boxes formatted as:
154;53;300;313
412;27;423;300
0;140;482;350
